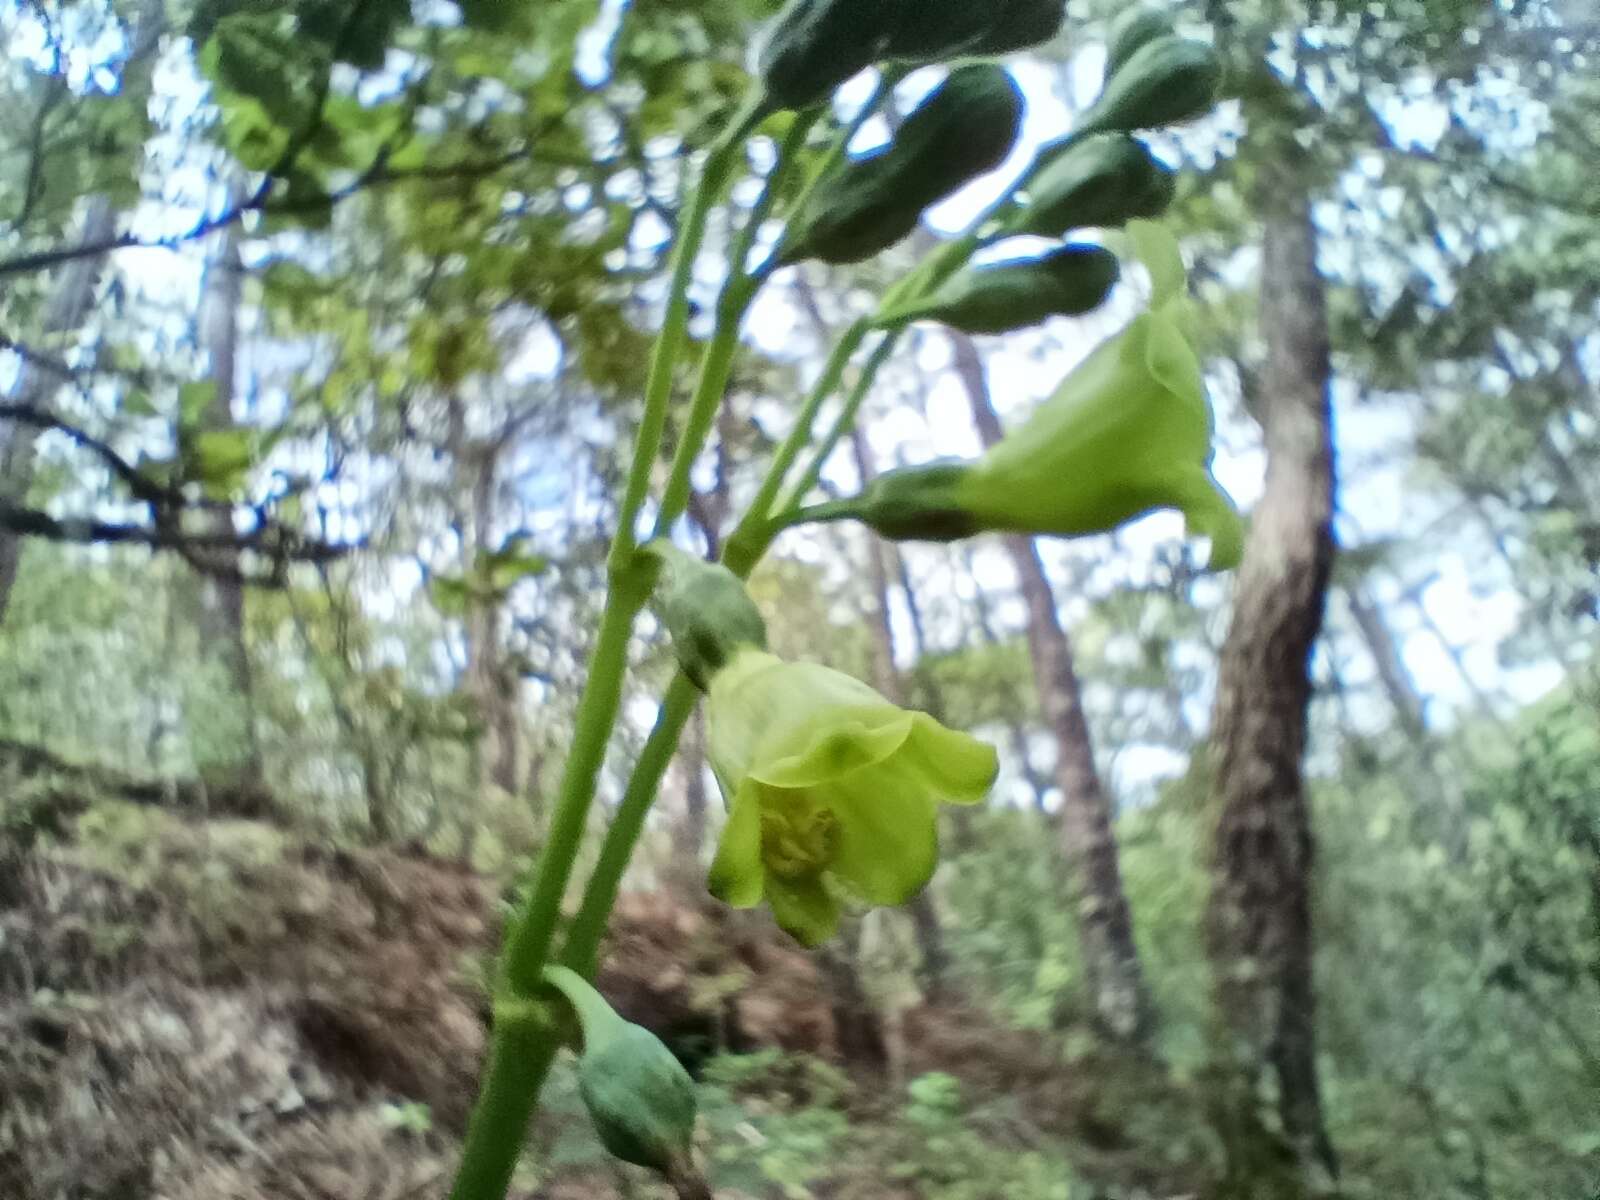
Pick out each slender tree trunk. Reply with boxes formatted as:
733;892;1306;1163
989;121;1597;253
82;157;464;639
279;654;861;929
1204;154;1338;1191
848;424;949;1002
0;0;167;626
947;331;1151;1042
193;182;264;789
1342;583;1427;742
671;704;709;874
0;201;116;624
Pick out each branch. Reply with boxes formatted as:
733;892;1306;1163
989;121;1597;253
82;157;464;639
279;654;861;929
0;145;552;280
0;499;357;587
0;401;174;505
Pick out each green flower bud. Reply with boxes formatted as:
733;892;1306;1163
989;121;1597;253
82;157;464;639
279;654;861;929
821;223;1244;569
706;648;996;946
1015;134;1175;238
1075;36;1222;137
1103;7;1176;80
782;64;1023;266
756;0;902;112
876;243;1120;334
643;540;767;691
884;0;1064;62
838;461;978;540
542;967;701;1185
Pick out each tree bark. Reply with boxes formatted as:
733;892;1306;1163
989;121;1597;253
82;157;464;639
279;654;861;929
1204;153;1339;1190
946;330;1151;1042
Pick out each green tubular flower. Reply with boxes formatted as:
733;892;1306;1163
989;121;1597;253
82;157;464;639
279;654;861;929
846;222;1244;568
704;649;997;947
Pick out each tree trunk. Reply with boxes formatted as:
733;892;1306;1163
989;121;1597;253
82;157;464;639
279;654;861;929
1342;583;1427;742
1204;155;1339;1191
848;424;950;1003
671;705;709;874
0;201;116;624
947;331;1151;1042
194;181;264;789
0;0;167;626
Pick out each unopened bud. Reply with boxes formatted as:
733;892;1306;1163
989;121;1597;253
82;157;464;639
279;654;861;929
543;966;702;1185
643;541;767;690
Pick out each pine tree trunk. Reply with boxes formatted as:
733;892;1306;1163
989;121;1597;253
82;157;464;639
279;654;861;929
1204;153;1339;1191
947;331;1151;1042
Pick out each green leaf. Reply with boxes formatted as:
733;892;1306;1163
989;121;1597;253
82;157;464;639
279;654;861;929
188;429;257;497
179;381;218;431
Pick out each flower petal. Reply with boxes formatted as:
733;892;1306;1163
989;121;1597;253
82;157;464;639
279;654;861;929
752;708;914;788
707;652;897;788
765;873;841;947
1169;465;1246;571
1126;219;1186;308
904;715;1000;803
706;783;764;908
826;775;940;906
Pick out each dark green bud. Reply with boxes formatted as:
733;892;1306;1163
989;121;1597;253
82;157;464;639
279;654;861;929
783;64;1024;265
969;0;1066;55
846;461;979;542
579;1023;700;1178
643;541;767;691
885;0;1063;62
757;0;901;112
1075;36;1222;137
1103;8;1176;80
1015;133;1174;237
878;243;1120;334
541;967;702;1186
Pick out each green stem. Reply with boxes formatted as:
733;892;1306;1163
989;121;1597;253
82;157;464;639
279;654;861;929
653;110;818;536
736;316;864;524
497;577;648;994
768;497;863;531
449;1009;561;1200
611;92;764;568
559;671;701;977
448;92;761;1200
777;329;903;513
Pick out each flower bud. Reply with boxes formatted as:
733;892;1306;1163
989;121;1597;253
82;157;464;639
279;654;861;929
542;967;702;1185
876;243;1120;334
756;0;901;112
643;541;767;691
1074;36;1222;138
1014;134;1175;238
781;64;1023;266
1103;8;1175;80
579;1023;700;1179
884;0;1064;62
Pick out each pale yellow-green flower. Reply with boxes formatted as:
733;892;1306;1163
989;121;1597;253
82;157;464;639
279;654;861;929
833;221;1244;570
705;648;997;947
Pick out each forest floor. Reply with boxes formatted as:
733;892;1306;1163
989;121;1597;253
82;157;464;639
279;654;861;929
0;742;1217;1200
